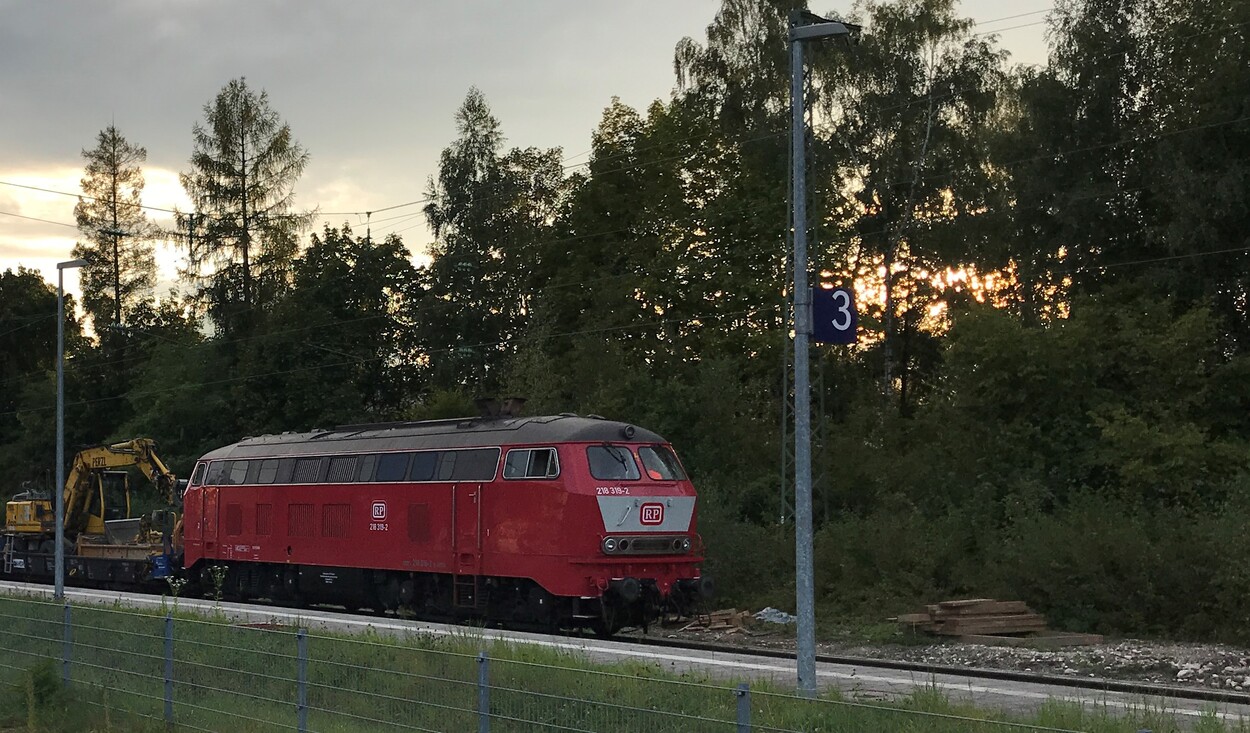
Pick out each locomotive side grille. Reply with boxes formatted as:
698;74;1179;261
322;504;350;538
224;504;243;536
255;503;272;536
408;503;429;543
327;456;357;483
288;503;315;537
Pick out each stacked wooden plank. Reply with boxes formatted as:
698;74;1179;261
681;608;752;631
897;598;1046;636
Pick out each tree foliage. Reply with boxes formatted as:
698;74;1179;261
419;88;566;393
180;77;311;333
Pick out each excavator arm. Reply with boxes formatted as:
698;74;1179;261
62;439;179;536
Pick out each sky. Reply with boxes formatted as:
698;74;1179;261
0;0;1049;297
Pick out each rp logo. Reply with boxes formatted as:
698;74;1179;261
640;503;664;526
371;501;387;521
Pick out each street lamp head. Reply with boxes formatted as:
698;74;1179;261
57;259;89;270
789;9;861;43
790;20;859;42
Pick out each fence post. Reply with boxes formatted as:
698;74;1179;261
477;651;490;733
297;629;308;733
61;602;71;687
736;683;750;733
163;613;174;730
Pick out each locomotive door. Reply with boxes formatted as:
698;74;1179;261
201;486;219;556
451;483;481;574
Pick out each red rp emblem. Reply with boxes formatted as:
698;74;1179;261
371;501;387;521
640;503;664;526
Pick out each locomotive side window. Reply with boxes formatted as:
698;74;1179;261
228;461;249;485
190;462;207;487
436;451;457;480
587;445;641;480
257;459;280;484
638;446;687;481
355;454;377;482
276;458;296;484
205;461;229;485
375;453;410;482
409;452;437;481
327;455;358;484
244;460;262;485
439;448;499;481
504;448;560;479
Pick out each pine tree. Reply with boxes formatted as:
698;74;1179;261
180;77;311;333
71;125;157;332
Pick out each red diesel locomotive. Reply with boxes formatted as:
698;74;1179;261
182;412;710;633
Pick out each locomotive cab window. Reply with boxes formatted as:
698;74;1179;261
504;448;559;479
586;445;640;481
639;446;686;481
189;462;207;487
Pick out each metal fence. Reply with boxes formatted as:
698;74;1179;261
0;594;1094;733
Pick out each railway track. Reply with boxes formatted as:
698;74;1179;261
3;578;1248;721
630;633;1250;707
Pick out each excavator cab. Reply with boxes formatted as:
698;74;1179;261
82;471;130;534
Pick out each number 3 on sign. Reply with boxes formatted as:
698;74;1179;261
811;286;858;345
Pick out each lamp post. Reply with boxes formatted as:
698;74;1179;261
789;10;856;697
55;258;89;600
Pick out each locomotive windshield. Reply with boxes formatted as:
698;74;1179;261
639;446;686;481
587;445;640;480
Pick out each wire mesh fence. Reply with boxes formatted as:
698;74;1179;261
0;593;1115;733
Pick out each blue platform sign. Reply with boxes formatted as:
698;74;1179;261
811;286;858;344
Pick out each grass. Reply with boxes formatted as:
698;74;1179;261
0;592;1244;733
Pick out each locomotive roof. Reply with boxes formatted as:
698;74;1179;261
198;414;668;461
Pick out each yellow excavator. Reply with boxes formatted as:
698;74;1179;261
4;438;180;557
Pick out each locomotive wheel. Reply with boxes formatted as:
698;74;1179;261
595;603;621;638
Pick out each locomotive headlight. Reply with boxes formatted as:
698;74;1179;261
680;537;692;552
602;537;618;554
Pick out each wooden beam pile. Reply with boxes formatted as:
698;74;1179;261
897;599;1046;636
681;608;752;632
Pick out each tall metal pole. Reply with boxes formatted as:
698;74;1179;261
790;25;817;698
55;267;67;600
788;9;858;698
54;259;87;601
